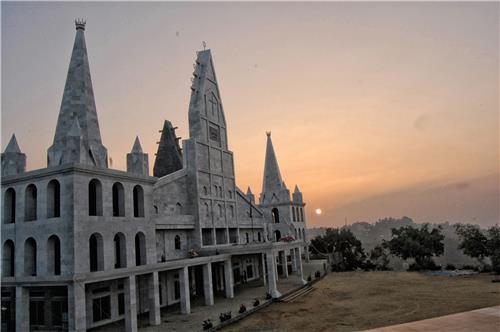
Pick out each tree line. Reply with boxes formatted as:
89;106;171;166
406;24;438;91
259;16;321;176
310;219;500;274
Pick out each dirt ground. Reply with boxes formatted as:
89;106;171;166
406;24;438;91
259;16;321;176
223;271;500;332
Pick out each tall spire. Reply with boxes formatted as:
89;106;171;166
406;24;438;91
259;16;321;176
2;134;26;176
261;132;285;194
47;20;108;168
153;120;183;177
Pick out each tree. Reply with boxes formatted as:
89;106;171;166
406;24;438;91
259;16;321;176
310;228;366;271
456;224;500;274
384;224;444;270
370;244;390;270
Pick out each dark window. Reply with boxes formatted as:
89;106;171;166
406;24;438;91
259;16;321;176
112;183;125;217
3;188;15;223
2;240;15;277
92;296;111;322
24;184;37;221
258;232;262;242
24;238;37;276
271;208;280;224
114;233;127;268
135;232;146;266
51;300;65;326
47;235;61;275
118;293;125;315
209;126;220;142
174;280;180;300
29;300;45;325
89;234;104;272
133;185;144;217
88;179;103;216
245;232;249;243
174;235;181;250
47;180;60;218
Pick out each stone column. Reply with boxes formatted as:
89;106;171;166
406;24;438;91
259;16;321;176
261;253;267;285
305;244;310;262
203;263;214;305
224;259;234;298
179;266;191;314
15;286;29;332
290;248;298;273
148;272;161;326
68;282;86;332
274;252;279;281
295;247;307;285
280;251;288;278
266;251;281;298
124;275;138;332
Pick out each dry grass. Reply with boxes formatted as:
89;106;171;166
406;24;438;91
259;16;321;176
223;271;500;332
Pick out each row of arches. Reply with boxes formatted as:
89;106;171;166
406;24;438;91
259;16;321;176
292;206;305;222
89;232;147;272
202;202;235;218
294;228;307;240
89;179;145;218
202;185;234;199
3;180;61;224
2;235;61;277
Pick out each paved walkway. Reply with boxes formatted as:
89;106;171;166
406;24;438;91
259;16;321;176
362;305;500;332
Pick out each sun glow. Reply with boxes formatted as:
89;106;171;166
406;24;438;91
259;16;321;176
315;208;322;215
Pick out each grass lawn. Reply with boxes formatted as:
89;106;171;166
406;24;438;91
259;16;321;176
223;271;500;332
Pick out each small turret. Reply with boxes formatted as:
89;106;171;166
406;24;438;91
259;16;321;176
153;120;183;177
246;186;255;203
127;136;149;176
1;134;26;176
293;185;303;203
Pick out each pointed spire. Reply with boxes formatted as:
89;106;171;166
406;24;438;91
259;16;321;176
131;136;143;153
294;185;301;193
153;120;183;177
246;186;255;203
261;132;284;194
47;20;108;168
4;134;21;153
246;186;253;195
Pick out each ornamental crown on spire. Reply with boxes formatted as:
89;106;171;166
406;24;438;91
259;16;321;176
75;18;86;30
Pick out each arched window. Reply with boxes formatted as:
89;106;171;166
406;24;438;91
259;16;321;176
24;237;37;276
133;185;144;217
47;235;61;275
135;232;146;266
89;233;104;272
2;240;15;277
271;208;280;224
114;233;127;268
24;184;37;221
88;179;103;216
295;229;298;239
228;190;233;199
302;229;306;241
219;186;223;197
213;185;217;196
292;206;296;222
175;202;182;215
218;204;223;218
300;208;304;222
47;180;61;218
3;188;15;224
245;232;249;243
204;202;210;217
203;186;208;195
174;235;181;250
258;232;262;242
230;205;235;218
274;230;281;242
112;182;125;217
154;205;158;214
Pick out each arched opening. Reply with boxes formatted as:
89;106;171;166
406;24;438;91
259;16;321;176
88;179;103;216
2;240;15;277
47;180;61;218
133;185;144;217
203;186;208;195
47;235;61;275
3;188;16;224
258;232;262;242
245;232;249;243
89;233;104;272
174;235;181;250
153;205;158;214
274;230;281;242
112;182;125;217
218;204;223;218
24;237;37;276
295;229;298;239
230;205;234;218
292;207;296;222
24;184;37;221
300;208;304;222
204;202;209;217
135;232;146;266
114;233;127;268
302;229;306;241
271;208;280;224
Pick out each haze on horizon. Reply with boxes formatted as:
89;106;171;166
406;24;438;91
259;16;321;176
2;2;498;227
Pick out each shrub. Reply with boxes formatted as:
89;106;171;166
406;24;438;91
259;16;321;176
445;264;456;271
239;304;247;314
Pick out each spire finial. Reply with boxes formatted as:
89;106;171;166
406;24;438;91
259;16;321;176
75;19;86;31
266;131;271;137
202;41;206;50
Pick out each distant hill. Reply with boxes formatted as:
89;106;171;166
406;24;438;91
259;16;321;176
309;217;479;269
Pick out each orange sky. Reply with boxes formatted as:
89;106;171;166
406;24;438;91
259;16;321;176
2;2;499;226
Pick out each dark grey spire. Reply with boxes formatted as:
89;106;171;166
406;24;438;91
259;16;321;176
153;120;183;177
47;20;108;168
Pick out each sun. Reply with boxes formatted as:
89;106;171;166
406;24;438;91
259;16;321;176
315;208;322;215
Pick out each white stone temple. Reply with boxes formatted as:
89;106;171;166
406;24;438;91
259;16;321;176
1;20;309;331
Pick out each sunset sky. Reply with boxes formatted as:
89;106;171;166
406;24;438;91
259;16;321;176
2;2;498;227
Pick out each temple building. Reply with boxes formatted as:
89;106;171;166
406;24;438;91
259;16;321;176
1;20;308;332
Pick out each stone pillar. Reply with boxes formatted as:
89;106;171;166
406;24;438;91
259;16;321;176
274;252;279;281
148;272;161;326
305;244;310;262
266;251;281;298
280;251;289;278
15;286;29;332
261;253;267;285
124;275;138;332
179;266;191;314
295;248;307;285
68;282;86;332
290;248;298;273
224;259;234;298
203;263;214;305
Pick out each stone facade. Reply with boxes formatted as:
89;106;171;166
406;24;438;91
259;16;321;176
1;21;308;332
